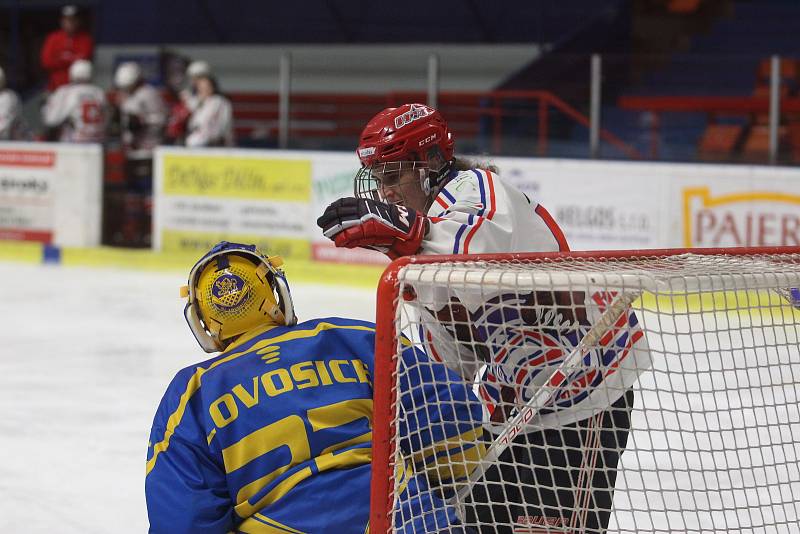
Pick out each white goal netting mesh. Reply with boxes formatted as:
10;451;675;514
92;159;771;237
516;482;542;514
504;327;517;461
374;251;800;534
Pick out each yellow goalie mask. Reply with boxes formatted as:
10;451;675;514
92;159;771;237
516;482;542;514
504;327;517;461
180;241;297;353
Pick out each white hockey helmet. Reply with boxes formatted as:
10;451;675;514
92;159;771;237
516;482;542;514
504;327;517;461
114;61;141;90
69;60;92;83
186;60;211;79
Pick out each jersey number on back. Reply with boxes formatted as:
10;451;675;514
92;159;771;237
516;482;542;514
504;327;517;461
227;398;373;517
81;101;103;124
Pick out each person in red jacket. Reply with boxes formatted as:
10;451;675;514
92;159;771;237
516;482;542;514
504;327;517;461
40;5;94;92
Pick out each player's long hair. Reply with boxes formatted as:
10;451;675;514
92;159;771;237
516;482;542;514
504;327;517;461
453;157;499;174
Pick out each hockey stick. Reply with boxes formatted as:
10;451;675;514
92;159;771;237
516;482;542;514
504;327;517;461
450;290;643;504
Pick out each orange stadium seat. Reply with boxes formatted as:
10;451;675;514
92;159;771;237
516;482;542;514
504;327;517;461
697;124;743;160
742;124;788;161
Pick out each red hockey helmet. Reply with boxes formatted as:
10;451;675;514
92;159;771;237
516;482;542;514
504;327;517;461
355;104;455;206
356;103;454;168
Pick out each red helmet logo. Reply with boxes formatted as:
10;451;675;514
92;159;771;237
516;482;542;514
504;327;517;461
393;104;434;129
357;103;454;169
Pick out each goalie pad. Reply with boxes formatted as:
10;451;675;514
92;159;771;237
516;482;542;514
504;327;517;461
409;288;651;430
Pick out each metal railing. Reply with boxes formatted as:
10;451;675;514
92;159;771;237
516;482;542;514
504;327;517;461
231;53;799;165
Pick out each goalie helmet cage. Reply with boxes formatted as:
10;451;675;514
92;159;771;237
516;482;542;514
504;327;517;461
371;246;800;534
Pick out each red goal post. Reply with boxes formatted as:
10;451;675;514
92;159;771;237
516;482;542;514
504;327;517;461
371;246;800;534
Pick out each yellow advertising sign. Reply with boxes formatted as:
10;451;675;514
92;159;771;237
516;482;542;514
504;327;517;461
683;187;800;247
162;155;311;201
161;229;311;260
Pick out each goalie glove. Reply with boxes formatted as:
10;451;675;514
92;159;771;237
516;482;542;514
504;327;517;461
316;197;428;259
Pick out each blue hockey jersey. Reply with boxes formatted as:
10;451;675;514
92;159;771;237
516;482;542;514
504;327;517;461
146;317;484;534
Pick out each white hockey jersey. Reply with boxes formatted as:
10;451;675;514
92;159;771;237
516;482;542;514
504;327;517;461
410;168;651;429
42;82;107;143
119;84;166;151
185;94;233;147
0;89;24;140
179;88;201;113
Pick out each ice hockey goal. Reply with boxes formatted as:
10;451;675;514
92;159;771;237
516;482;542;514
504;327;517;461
371;247;800;534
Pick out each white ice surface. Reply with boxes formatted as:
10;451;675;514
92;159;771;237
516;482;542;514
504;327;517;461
3;262;800;533
0;262;376;534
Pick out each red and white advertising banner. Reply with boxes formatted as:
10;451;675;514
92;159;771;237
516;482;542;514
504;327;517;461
0;142;102;246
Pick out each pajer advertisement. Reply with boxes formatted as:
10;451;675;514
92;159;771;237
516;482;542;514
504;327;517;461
682;187;800;248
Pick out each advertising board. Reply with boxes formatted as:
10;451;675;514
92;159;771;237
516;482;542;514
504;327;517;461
0;142;102;247
153;149;800;263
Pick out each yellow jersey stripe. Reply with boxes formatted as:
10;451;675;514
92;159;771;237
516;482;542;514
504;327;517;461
394;455;413;497
411;427;484;465
239;322;376;356
253;513;307;533
146;322;375;476
146;370;205;475
410;426;485;484
238;512;307;534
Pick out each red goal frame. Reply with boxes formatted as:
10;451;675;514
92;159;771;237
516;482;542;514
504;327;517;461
370;245;800;533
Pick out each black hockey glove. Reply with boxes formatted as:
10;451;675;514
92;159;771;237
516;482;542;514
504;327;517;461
316;197;427;259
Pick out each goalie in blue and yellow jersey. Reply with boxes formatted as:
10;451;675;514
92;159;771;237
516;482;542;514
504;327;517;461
145;241;485;534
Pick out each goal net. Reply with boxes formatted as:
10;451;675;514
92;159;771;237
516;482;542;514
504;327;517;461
370;247;800;534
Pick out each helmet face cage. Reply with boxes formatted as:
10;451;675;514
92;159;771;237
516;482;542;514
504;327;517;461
354;161;430;205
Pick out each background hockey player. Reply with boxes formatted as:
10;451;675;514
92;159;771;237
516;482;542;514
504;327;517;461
317;103;651;532
180;60;212;113
41;59;106;143
0;66;26;140
113;61;167;154
165;60;211;142
183;67;234;147
145;241;486;533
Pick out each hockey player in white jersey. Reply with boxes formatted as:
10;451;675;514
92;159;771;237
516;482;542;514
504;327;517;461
184;71;233;147
113;62;166;153
42;60;107;143
0;66;25;140
179;59;211;113
318;103;651;533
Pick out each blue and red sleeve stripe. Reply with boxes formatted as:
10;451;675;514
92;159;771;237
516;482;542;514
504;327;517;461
461;169;497;254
